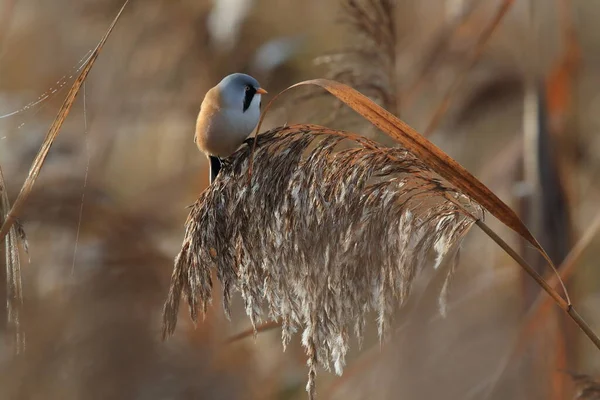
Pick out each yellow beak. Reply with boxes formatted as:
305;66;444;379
256;87;268;95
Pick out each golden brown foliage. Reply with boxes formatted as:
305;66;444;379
0;0;130;241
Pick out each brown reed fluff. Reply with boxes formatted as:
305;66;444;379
314;0;398;112
162;123;483;398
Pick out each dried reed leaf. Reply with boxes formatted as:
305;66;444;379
256;79;561;286
164;124;483;399
0;0;130;242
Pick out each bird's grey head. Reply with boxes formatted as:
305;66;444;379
217;73;265;113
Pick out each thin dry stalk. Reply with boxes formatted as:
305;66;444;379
163;124;482;399
423;0;515;137
0;0;130;242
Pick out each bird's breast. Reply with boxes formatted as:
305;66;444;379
195;106;259;158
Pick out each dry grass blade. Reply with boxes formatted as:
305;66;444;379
0;164;26;353
254;78;566;302
0;0;130;242
164;124;482;399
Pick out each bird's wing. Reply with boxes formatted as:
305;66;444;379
195;87;223;153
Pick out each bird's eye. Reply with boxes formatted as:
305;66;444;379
245;85;250;92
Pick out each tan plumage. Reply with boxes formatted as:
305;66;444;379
195;86;233;157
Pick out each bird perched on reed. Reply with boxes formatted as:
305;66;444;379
194;73;267;183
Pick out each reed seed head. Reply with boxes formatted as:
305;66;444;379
162;123;483;398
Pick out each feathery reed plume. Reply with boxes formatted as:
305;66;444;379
312;0;398;117
163;124;483;398
422;0;515;137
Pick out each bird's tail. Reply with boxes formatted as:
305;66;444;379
209;155;222;184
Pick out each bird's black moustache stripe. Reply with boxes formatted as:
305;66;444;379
243;86;257;112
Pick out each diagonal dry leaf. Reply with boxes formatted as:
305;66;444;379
0;0;130;242
254;78;564;297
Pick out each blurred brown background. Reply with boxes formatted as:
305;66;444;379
1;0;600;399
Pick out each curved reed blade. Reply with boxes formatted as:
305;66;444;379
0;0;130;242
254;78;569;304
164;124;483;399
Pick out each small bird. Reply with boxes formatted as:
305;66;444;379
195;73;267;183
